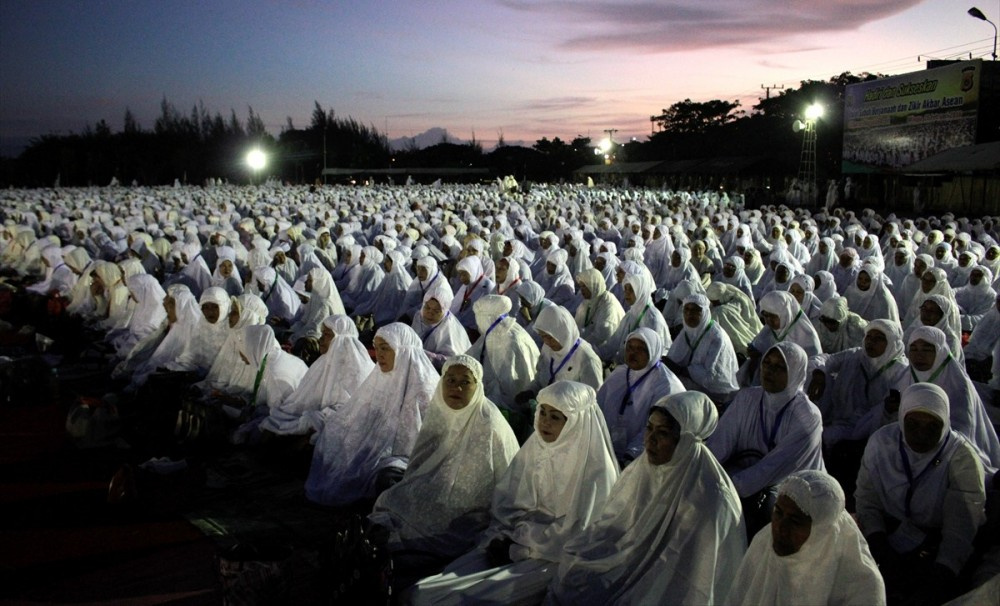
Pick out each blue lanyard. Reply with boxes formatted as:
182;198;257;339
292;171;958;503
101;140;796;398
619;361;661;416
897;432;950;517
478;315;505;363
758;393;795;451
422;311;450;342
548;338;581;385
420;271;439;297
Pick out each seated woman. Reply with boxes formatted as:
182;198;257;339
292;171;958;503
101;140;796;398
812;295;868;354
550;391;746;605
666;293;740;403
305;323;438;506
411;283;470;370
602;270;671;364
744;290;821;386
109;273;167;357
368;249;413;328
845;261;900;323
707;341;825;538
598;327;684;468
286;267;345;361
728;469;885;606
194;294;269;399
368;355;519;590
706;281;763;358
515;280;553;347
856;383;987;605
520;304;603;400
163;286;232;376
114;284;201;389
399;256;450;324
450;255;494;335
467;295;539;437
260;315;375;436
251;266;300;325
409;380;618;605
573;267;625;357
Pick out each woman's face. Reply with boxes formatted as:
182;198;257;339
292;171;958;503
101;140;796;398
723;263;736;278
219;259;234;277
863;329;888;359
623;284;636;306
644;409;681;465
536;403;568;442
383;257;393;273
682;303;702;328
578;281;592;300
416;265;429;282
971;269;984;286
920;271;937;294
760;349;789;393
228;301;241;328
914;259;927;277
771;494;812;557
894;250;907;266
459;270;472;285
442;364;477;410
919;300;944;326
373;336;396;372
856;271;872;291
422;298;444;324
163;295;177;323
761;310;781;331
594;256;606;271
539;331;563;352
202;302;220;324
903;410;944;453
908;339;936;371
775;265;790;284
624;337;650;371
546;261;557;275
496;259;509;283
671;251;681;267
319;324;335;354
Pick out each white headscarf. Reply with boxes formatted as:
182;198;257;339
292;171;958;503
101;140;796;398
370;355;519;559
198;294;268;395
242;324;308;409
306;322;438;506
554;391;745;605
729;469;885;606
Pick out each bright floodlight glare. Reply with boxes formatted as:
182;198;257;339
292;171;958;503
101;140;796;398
246;149;266;171
598;138;613;153
805;104;824;121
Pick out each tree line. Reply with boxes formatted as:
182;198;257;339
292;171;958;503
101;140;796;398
0;73;879;188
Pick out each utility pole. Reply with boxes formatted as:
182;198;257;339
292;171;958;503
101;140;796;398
761;83;785;99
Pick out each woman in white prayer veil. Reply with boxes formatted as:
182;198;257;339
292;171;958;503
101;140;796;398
178;241;212;298
573;268;625;357
368;249;413;326
210;245;243;297
602;270;671;363
895;326;1000;471
813;269;838;302
538;248;576;310
494;256;524;320
719;255;755;302
117;284;201;387
788;273;822;320
111;273;167;357
410;380;618;606
550;391;745;606
744;290;822;386
400;256;449;322
955;265;996;331
728;469;884;606
287;267;345;344
346;245;387;318
466;295;539;425
450;255;494;333
370;355;519;590
165;286;232;375
252;266;300;324
844;260;900;323
260;315;373;436
196;294;268;397
813;295;868;354
26;245;77;296
666;294;740;402
231;325;309;443
706;282;763;357
902;266;952;327
903;293;965;364
412;283;471;369
306;322;438;506
522;304;603;395
334;243;362;305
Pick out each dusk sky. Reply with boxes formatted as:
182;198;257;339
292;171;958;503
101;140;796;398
0;0;994;156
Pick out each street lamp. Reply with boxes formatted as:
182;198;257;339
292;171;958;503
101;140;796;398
968;7;998;60
792;103;823;207
246;148;266;185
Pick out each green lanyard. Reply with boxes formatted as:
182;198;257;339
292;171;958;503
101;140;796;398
774;309;803;342
251;353;269;407
860;359;897;397
684;319;714;364
910;354;951;384
630;303;650;332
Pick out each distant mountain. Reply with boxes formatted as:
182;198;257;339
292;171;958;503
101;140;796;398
389;127;464;151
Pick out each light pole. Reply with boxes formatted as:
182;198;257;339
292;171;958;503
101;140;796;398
968;7;998;60
246;148;266;185
792;103;823;207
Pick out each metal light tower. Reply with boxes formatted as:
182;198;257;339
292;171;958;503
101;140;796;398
793;104;823;207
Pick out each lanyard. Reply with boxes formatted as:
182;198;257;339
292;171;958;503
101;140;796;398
910;355;951;384
549;338;582;385
263;274;278;302
422;311;450;342
583;303;593;327
498;278;520;295
420;271;439;297
758;393;795;451
860;359;897;397
683;319;714;364
897;432;950;517
630;303;650;332
251;353;269;407
460;275;484;311
618;361;661;415
478;315;505;363
774;309;803;342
